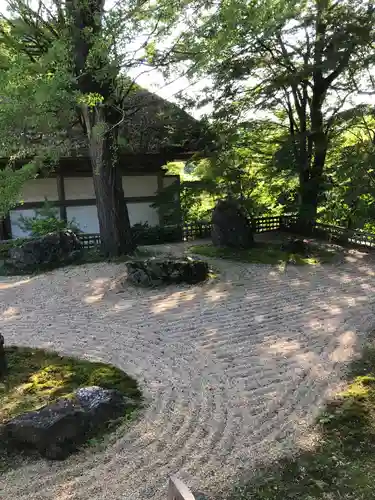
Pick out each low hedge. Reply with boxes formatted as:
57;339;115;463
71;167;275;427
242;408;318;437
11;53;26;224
131;224;183;245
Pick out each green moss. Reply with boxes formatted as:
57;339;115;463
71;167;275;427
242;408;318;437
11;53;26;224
189;243;337;266
0;346;141;471
229;343;375;500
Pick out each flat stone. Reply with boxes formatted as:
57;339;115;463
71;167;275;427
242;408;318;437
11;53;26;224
4;386;129;460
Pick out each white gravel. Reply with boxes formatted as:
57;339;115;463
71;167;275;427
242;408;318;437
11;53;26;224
1;246;375;500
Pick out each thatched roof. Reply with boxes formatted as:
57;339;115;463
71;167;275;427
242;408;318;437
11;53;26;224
0;87;213;167
64;88;212;157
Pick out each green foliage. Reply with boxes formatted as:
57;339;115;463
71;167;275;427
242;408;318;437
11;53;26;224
190;242;338;266
164;0;375;225
0;345;141;471
0;163;38;217
17;200;79;237
131;223;183;245
229;341;375;500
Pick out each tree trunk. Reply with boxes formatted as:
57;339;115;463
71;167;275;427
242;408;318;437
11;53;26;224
66;0;135;257
298;90;328;233
84;106;135;256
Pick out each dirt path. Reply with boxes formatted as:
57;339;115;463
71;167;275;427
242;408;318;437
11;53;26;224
0;248;375;500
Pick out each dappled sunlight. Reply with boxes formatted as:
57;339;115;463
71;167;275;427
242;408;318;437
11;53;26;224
267;338;302;355
108;301;136;313
0;277;33;291
84;293;105;304
204;286;229;303
55;483;76;500
2;239;375;499
330;330;357;363
0;306;21;320
150;289;198;314
295;425;322;452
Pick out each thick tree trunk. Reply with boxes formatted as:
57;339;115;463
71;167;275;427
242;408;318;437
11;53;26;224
66;0;135;257
298;91;328;233
91;145;134;257
84;106;135;256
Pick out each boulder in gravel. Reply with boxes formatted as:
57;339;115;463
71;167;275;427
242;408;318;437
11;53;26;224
125;257;209;287
4;386;129;460
8;230;83;271
211;199;254;249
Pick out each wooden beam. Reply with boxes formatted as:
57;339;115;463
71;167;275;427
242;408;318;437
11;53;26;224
11;196;158;211
157;172;164;226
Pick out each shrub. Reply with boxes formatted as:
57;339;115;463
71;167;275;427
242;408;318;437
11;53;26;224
131;223;183;245
17;200;79;237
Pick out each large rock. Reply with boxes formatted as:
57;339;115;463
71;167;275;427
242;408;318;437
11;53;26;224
211;199;254;248
8;230;83;271
4;386;129;460
126;257;209;286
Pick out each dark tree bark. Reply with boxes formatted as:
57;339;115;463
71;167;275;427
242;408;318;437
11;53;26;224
66;0;135;256
83;106;134;255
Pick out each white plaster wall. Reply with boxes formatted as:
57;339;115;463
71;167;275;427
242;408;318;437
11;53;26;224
18;178;58;203
64;177;95;200
122;175;158;197
127;203;160;226
66;206;100;234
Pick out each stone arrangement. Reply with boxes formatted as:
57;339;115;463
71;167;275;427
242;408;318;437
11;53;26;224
7;230;83;272
211;198;254;249
3;386;133;460
125;257;209;287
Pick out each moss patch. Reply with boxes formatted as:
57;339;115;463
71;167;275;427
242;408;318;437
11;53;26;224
0;346;141;471
189;242;338;266
229;343;375;500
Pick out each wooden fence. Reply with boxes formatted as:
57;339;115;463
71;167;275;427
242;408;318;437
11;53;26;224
79;233;101;249
75;215;375;250
313;223;375;248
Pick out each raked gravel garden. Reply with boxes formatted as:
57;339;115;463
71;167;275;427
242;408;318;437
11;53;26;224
1;242;375;499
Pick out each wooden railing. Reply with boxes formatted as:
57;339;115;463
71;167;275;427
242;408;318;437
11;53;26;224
313;222;375;248
79;233;101;249
74;215;375;250
77;215;299;248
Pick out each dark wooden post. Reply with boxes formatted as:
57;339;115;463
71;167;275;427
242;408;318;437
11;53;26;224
157;172;165;226
0;215;11;240
56;171;67;222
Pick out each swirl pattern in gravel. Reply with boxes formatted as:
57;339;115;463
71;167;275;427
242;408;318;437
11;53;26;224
1;248;375;500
